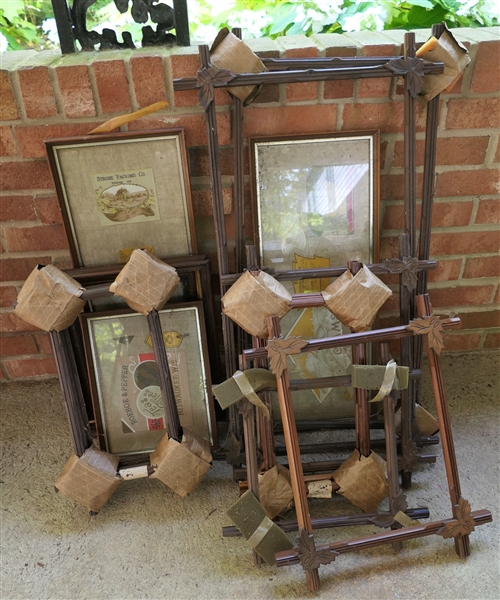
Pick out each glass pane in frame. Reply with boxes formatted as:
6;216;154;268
83;303;212;456
251;131;380;420
46;129;197;267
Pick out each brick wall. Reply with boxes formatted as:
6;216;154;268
0;27;499;380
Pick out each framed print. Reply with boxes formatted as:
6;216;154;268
250;130;379;277
250;131;380;420
46;129;197;267
80;302;215;457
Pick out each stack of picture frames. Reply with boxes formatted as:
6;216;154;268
169;22;472;488
12;127;226;511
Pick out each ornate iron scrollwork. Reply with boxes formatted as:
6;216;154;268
51;0;189;53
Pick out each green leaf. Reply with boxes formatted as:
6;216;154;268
406;4;449;28
0;0;24;22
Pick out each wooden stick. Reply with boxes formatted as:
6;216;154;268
220;260;436;287
88;101;169;135
173;60;443;92
223;507;431;537
381;343;403;551
243;317;461;363
146;310;182;443
416;294;470;558
50;329;92;457
275;510;492;567
233;452;437;480
267;315;320;592
348;261;370;457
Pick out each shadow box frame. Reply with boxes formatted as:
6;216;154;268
79;301;216;458
45;128;198;268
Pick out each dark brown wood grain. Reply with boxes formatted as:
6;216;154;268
146;309;183;443
274;510;492;567
266;315;320;591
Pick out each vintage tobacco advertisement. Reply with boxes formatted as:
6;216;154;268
83;303;212;456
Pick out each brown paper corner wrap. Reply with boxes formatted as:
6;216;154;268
109;249;180;315
333;449;389;513
14;264;85;332
321;266;392;332
258;464;294;519
222;270;292;339
210;28;266;105
396;403;440;437
150;430;212;497
54;444;120;513
420;25;471;102
226;490;294;565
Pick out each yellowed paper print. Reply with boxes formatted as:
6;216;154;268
93;168;160;226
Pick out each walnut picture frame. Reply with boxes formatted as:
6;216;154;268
80;301;216;457
45;128;197;268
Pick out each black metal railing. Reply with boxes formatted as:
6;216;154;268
51;0;190;54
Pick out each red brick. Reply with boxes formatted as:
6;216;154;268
0;312;40;332
442;333;481;352
324;46;357;100
192;188;232;216
16;123;100;159
427;259;462;283
484;332;500;348
435;169;499;197
56;65;96;118
0;256;51;282
0;196;36;221
470;41;500;94
495;139;500;164
188;146;234;178
171;53;201;108
379;235;399;259
18;66;57;118
429;285;493;307
358;44;395;98
430;231;499;256
3;357;57;378
245;104;337;137
0;126;17;156
383;201;473;230
33;197;62;224
3;225;68;252
494;286;500;304
393;136;489;168
0;161;53;191
130;56;166;107
463;256;500;279
343;102;403;133
0;71;19;120
286;47;318;102
380;173;423;201
0;334;38;357
458;310;500;329
476;199;499;224
0;286;18;308
446;98;500;130
36;333;53;354
93;60;131;113
128;112;230;146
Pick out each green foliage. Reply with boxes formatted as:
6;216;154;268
1;0;498;52
0;0;54;50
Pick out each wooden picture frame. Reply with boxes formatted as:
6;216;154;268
250;131;380;274
80;301;216;457
248;131;379;421
45;129;197;268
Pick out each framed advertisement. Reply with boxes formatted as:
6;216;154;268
80;302;215;457
46;129;197;267
250;131;380;420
